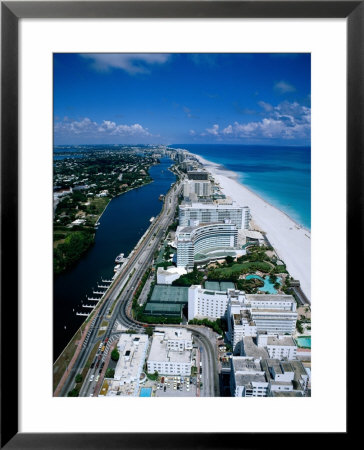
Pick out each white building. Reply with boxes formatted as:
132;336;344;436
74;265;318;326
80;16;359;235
105;334;149;396
188;284;237;321
227;292;297;352
179;202;250;230
176;222;238;268
183;179;212;198
230;357;269;397
147;328;193;376
257;333;297;360
261;359;309;395
114;334;149;384
156;266;187;285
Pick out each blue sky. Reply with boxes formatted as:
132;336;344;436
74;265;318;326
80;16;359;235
54;53;311;146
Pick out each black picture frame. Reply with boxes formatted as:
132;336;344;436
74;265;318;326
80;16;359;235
1;1;356;448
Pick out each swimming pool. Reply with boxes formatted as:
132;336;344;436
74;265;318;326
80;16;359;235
296;336;311;348
139;387;152;397
246;274;281;294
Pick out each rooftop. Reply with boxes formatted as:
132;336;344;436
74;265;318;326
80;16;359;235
235;373;268;387
246;294;295;303
266;335;296;347
271;391;303;397
114;334;149;384
232;357;261;373
149;285;189;304
242;336;269;360
148;329;192;364
204;281;235;292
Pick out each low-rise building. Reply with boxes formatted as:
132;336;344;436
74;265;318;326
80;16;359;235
260;358;309;395
257;333;297;360
147;327;193;376
156;266;187;285
230;357;269;397
105;334;149;397
227;292;297;352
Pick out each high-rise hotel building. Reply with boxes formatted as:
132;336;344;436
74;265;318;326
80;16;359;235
178;202;250;230
176;222;238;268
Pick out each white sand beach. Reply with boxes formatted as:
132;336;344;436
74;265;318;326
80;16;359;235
193;154;311;301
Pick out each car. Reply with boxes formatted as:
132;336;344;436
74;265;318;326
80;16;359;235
89;375;94;382
186;387;190;392
99;368;102;373
164;386;166;392
95;375;100;382
173;386;177;390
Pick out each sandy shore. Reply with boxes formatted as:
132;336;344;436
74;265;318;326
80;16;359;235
191;153;311;301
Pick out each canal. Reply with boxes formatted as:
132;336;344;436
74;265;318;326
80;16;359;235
53;157;176;361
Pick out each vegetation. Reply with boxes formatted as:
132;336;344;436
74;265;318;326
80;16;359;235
188;318;225;335
144;326;154;337
105;368;115;378
172;266;204;287
236;277;264;293
75;374;83;383
111;348;120;362
53;148;157;275
296;320;304;333
207;261;272;281
146;371;159;381
136;314;181;325
67;388;79;397
54;229;94;274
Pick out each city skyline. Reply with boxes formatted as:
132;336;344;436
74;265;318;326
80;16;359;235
54;53;311;146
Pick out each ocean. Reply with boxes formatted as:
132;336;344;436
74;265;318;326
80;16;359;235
172;144;311;230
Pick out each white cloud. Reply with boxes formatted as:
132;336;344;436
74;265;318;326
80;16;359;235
274;80;296;94
258;101;274;112
205;124;219;136
81;54;170;75
189;130;196;136
55;117;151;137
195;101;310;141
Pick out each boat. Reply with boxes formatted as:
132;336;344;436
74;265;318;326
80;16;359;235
115;253;124;263
114;264;121;272
159;194;165;201
150;217;155;222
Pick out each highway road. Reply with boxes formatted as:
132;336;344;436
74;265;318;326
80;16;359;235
58;166;219;398
58;173;183;397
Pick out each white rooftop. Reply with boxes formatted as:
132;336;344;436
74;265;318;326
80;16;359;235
114;334;149;385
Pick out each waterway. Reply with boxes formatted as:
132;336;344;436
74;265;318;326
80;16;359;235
53;157;176;361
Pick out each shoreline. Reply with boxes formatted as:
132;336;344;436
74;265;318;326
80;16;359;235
193;153;310;233
189;151;311;301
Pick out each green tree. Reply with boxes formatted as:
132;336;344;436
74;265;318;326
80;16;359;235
145;326;154;337
225;255;234;266
75;374;83;383
111;348;120;361
105;368;115;378
67;388;79;397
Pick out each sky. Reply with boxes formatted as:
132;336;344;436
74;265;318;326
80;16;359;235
54;53;311;146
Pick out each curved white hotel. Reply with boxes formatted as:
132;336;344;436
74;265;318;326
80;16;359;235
176;222;238;268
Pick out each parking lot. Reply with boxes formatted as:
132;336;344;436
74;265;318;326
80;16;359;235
154;376;197;397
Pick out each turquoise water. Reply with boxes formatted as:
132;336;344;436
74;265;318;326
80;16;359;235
246;274;281;294
296;336;311;348
171;144;311;230
139;387;152;397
